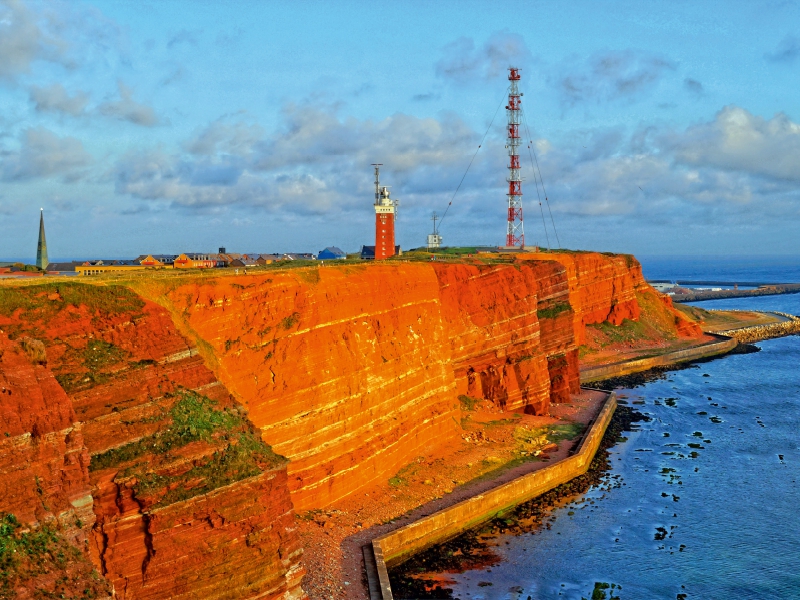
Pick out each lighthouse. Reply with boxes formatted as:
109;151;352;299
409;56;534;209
372;164;398;260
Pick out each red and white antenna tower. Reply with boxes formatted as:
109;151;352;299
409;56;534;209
505;67;524;247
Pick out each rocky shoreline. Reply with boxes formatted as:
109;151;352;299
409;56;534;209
717;311;800;343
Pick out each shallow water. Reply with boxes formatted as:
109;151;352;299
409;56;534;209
401;294;800;600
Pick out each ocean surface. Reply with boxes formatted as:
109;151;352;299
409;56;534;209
396;264;800;600
639;255;800;284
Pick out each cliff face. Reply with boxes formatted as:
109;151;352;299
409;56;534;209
159;260;589;511
162;265;461;511
519;252;701;342
0;284;305;600
0;333;93;538
431;260;578;412
518;252;642;345
0;332;111;598
0;251;684;598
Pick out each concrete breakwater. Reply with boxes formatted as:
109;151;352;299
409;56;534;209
366;392;617;600
717;311;800;343
579;334;737;384
674;283;800;303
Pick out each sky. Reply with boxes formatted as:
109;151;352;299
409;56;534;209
1;0;799;260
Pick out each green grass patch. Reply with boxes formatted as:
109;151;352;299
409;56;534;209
388;461;423;488
90;389;283;508
52;339;130;392
482;415;523;429
280;312;300;330
0;513;111;597
537;301;573;320
0;282;145;327
458;394;482;411
81;339;128;371
138;431;276;507
90;390;240;471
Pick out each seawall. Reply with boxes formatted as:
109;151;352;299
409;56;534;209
368;391;618;600
579;334;737;384
718;312;800;342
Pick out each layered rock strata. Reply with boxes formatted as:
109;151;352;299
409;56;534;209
0;332;111;598
519;252;702;342
162;265;461;511
0;284;305;600
159;258;612;511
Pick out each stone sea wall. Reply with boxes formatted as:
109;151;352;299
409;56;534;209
368;392;618;600
717;311;800;343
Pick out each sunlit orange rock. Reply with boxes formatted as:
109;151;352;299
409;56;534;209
0;287;306;600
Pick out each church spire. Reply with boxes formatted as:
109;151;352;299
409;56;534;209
36;209;48;271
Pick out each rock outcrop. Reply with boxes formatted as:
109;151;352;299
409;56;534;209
0;250;691;598
160;265;461;511
0;332;111;598
0;284;305;600
156;258;609;511
519;252;702;342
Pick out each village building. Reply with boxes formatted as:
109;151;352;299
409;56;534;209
317;247;347;260
360;245;401;260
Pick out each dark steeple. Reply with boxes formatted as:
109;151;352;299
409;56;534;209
36;209;48;271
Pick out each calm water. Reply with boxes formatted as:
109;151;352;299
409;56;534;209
639;255;800;284
404;293;800;599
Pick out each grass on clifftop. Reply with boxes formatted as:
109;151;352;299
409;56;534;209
584;291;680;352
91;389;284;509
0;282;145;338
0;282;144;320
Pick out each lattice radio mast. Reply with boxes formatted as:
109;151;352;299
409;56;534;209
505;67;525;247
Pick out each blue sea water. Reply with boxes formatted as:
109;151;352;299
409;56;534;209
638;255;800;284
405;263;800;600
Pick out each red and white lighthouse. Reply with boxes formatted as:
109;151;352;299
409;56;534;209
505;67;525;247
372;164;398;260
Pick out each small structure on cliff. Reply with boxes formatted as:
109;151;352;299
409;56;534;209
427;212;443;249
372;164;399;260
36;209;48;270
504;67;525;248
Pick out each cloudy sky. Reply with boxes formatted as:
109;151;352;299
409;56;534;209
1;0;799;259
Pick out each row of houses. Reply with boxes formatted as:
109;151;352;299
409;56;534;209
46;248;353;276
36;246;402;277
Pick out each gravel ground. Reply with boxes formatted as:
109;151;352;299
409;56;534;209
296;389;608;600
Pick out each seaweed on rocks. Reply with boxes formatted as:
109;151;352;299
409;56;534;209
594;342;760;391
728;342;761;355
388;406;649;599
593;365;692;391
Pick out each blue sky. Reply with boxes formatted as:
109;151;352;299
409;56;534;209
1;0;799;259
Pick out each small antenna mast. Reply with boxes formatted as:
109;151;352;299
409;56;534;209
372;163;382;205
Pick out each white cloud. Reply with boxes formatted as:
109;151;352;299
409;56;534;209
435;31;532;84
0;0;70;79
98;81;160;127
0;126;91;181
29;83;88;115
663;105;800;182
114;106;481;214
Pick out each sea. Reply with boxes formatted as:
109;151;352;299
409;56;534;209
392;256;800;600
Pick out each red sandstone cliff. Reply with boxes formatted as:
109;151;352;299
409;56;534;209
154;259;590;511
0;251;698;598
518;252;702;342
0;284;305;600
158;265;461;512
0;332;111;598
